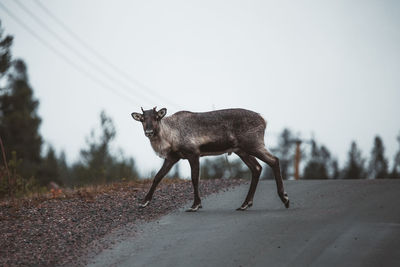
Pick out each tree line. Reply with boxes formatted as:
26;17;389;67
199;127;400;180
1;22;399;198
269;128;399;180
0;23;139;198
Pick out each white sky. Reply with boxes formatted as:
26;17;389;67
1;0;399;178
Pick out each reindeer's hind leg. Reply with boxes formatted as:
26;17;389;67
235;151;262;211
186;155;202;212
250;147;289;208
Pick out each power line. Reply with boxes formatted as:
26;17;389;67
0;1;142;106
14;0;159;108
33;0;180;110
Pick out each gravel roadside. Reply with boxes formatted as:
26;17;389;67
0;178;245;266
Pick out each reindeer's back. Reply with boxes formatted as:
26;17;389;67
166;108;266;142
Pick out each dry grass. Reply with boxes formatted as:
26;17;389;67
0;177;188;209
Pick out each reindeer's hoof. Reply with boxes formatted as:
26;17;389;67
236;201;253;211
283;193;289;208
185;204;202;212
284;199;290;209
139;200;150;208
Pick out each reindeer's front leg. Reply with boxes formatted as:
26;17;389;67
186;156;202;212
140;155;179;208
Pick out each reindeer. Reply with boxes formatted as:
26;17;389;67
131;107;289;212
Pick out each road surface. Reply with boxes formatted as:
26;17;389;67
88;180;400;267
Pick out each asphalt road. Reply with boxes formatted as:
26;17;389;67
88;180;400;267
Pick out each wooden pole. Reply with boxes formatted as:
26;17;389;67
294;140;301;180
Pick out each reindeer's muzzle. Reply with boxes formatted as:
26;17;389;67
145;130;155;137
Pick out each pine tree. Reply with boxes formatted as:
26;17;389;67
73;111;116;185
368;136;388;179
228;157;251;179
39;146;61;186
343;141;365;179
330;159;340;179
390;132;400;178
0;21;13;77
57;151;71;185
260;166;274;180
0;59;43;178
200;156;251;180
200;156;227;179
302;140;331;179
72;111;139;185
170;164;181;179
274;128;295;180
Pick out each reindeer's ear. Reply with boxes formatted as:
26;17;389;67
157;108;167;120
131;112;144;122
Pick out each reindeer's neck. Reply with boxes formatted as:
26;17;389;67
149;120;177;158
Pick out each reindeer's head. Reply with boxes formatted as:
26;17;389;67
131;107;167;138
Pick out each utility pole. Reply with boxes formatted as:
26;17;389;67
294;140;302;180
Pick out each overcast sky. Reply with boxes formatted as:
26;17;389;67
1;0;399;177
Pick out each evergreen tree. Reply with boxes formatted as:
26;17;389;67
57;151;71;186
200;155;251;179
0;59;43;178
72;111;138;185
0;21;13;78
368;136;388;179
260;166;274;180
39;146;61;186
274;128;295;180
390;132;400;178
302;140;331;179
228;157;251;179
73;111;116;185
330;158;340;179
169;164;181;179
343;141;365;179
200;156;227;179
